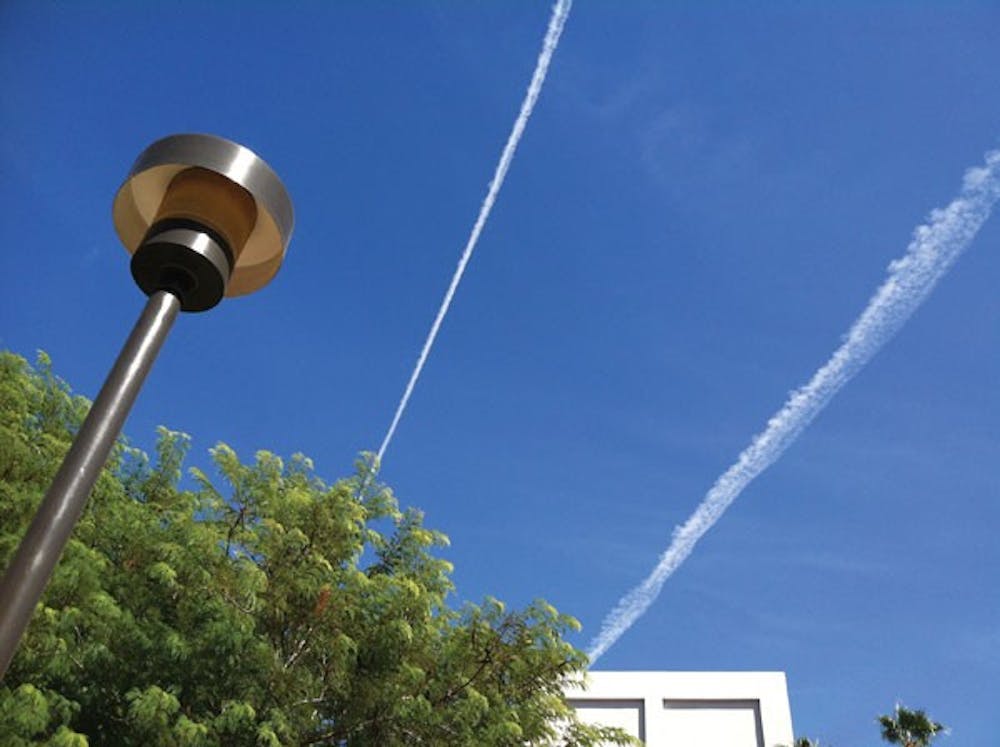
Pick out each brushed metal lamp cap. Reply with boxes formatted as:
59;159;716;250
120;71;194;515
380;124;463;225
113;133;294;301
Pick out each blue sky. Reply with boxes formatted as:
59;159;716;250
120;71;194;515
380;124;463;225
2;2;999;744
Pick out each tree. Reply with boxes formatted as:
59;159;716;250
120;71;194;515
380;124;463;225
878;704;946;747
0;351;635;746
779;737;822;747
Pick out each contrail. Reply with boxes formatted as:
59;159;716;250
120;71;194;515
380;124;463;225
588;148;1000;664
376;0;573;464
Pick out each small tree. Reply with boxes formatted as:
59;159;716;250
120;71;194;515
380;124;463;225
878;704;945;747
779;737;821;747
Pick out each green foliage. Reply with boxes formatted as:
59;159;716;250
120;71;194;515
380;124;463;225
0;352;634;746
779;737;823;747
786;703;948;747
878;704;946;747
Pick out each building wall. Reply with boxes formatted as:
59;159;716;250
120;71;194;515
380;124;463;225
565;671;794;747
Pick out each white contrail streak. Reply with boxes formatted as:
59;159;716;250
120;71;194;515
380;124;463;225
588;148;1000;664
376;0;573;464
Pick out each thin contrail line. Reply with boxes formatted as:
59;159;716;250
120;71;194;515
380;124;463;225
588;148;1000;664
376;0;573;464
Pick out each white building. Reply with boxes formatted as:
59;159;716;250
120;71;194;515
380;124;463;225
565;671;794;747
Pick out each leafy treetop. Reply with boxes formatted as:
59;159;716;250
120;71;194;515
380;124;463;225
878;704;946;747
0;351;634;746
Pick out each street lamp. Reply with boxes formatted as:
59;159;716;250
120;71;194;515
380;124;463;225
0;134;294;678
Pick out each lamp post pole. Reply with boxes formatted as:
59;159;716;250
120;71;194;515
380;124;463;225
0;134;294;679
0;291;180;675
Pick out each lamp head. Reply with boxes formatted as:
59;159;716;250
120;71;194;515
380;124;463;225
113;133;294;311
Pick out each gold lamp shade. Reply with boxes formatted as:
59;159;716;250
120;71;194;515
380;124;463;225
113;133;294;297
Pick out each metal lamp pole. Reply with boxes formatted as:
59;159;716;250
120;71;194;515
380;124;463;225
0;134;294;678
